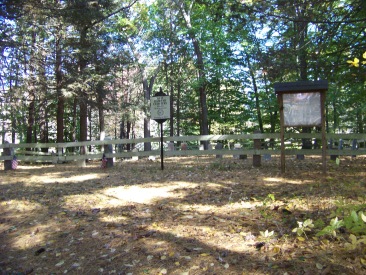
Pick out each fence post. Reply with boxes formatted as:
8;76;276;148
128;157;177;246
253;130;261;167
215;142;223;158
3;141;14;170
352;139;357;158
329;139;337;160
104;143;114;168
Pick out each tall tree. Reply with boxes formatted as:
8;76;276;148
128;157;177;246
172;0;209;147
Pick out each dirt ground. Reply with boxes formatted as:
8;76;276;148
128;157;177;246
1;155;366;275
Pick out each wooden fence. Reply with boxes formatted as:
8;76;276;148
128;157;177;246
1;133;365;164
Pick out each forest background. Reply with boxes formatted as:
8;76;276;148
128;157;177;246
0;0;365;151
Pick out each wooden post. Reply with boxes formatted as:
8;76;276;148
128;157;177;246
3;141;14;170
321;92;327;174
274;80;328;174
278;93;285;173
351;139;357;158
104;143;114;168
329;139;337;160
181;143;187;150
215;142;223;158
253;129;261;167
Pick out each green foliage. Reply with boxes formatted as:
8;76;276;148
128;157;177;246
292;219;314;239
259;229;274;241
313;218;326;230
262;193;275;206
316;217;344;237
1;0;365;143
257;194;276;227
344;234;366;251
343;211;366;235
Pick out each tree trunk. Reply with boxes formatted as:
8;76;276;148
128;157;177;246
142;71;157;152
175;0;209;148
26;96;35;146
177;80;181;138
246;54;264;133
78;27;88;161
97;92;105;141
127;121;131;151
79;98;88;154
296;9;311;153
69;97;78;152
39;96;49;152
26;30;37;148
55;23;64;143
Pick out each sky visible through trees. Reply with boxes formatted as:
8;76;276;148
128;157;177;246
0;0;365;147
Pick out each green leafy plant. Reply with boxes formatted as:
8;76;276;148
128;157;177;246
344;234;366;251
262;193;275;206
292;219;314;239
258;194;276;226
343;210;366;235
316;217;344;237
260;229;274;241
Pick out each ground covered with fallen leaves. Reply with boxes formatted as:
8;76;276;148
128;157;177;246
1;155;366;275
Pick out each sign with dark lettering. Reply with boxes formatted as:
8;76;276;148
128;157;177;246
151;95;170;120
150;88;170;170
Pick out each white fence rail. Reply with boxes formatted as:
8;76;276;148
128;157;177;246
1;133;365;163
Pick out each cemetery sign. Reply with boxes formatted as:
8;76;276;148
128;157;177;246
151;90;170;123
151;88;171;170
274;80;328;174
282;92;321;126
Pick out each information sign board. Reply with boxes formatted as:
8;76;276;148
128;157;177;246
274;80;328;174
283;92;321;126
151;96;170;120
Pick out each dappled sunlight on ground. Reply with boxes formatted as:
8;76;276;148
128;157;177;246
39;173;102;184
262;177;315;185
1;157;366;274
12;165;57;170
102;182;199;205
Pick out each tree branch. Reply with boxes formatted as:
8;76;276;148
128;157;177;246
89;0;138;29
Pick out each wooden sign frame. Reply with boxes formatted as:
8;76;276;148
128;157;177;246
274;80;328;174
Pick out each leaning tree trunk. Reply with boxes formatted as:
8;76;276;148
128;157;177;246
175;0;209;148
246;54;264;133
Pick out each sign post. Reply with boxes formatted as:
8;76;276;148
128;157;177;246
274;80;328;174
151;87;170;170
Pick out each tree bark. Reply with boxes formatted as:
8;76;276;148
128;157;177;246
246;54;264;133
142;70;158;151
78;27;88;159
175;0;209;148
26;30;37;148
97;91;105;141
55;23;64;143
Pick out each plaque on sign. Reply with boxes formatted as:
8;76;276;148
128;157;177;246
151;95;170;121
283;92;321;126
150;88;171;170
274;80;328;174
